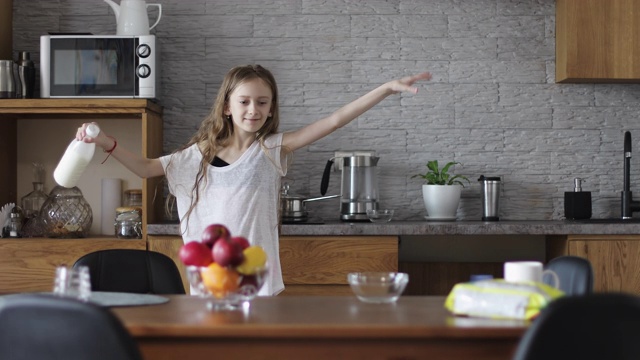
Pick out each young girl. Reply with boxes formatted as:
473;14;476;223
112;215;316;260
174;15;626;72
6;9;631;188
78;64;431;295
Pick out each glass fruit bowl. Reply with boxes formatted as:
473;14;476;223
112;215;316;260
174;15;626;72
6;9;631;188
186;264;268;311
347;272;409;304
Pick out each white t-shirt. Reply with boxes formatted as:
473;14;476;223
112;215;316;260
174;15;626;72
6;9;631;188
160;133;287;295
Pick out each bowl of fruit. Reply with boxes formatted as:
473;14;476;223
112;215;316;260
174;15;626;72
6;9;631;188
179;224;268;311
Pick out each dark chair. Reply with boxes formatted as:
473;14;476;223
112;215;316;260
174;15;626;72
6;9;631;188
512;293;640;360
0;293;142;360
73;249;186;294
543;255;593;295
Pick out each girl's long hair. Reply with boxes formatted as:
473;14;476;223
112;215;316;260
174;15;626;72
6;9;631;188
166;65;281;231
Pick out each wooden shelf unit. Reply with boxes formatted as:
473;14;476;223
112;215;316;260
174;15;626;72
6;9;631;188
0;99;164;238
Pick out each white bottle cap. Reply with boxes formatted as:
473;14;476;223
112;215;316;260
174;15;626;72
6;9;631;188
86;124;100;138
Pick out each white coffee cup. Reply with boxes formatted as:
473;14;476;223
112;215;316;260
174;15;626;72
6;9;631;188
53;265;92;301
503;261;559;288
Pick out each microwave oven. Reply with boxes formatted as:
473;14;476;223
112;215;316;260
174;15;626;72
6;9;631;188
40;35;158;98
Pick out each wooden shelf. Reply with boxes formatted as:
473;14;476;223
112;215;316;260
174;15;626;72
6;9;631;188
0;98;162;114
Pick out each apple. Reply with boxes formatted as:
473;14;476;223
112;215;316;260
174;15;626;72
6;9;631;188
179;241;214;266
230;236;250;250
201;224;230;248
212;238;245;267
239;275;259;290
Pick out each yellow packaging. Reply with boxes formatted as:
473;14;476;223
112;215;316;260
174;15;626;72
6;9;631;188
444;279;565;320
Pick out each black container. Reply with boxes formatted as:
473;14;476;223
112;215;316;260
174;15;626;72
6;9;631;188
16;51;35;98
565;178;592;220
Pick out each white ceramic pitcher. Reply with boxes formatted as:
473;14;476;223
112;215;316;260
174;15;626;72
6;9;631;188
104;0;162;36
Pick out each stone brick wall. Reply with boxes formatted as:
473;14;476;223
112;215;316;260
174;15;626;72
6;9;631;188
13;0;640;221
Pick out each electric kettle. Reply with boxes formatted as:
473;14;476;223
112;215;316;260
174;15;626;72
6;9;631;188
104;0;162;36
321;154;380;221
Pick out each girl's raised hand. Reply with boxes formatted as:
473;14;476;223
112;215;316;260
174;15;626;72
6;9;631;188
388;72;432;94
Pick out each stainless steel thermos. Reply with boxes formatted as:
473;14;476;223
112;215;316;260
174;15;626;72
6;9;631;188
0;59;16;99
478;175;501;221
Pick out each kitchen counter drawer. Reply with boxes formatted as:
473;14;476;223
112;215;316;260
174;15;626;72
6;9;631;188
279;236;398;296
0;238;146;293
147;235;399;296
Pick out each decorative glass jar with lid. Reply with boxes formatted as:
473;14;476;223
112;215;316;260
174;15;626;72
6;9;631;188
40;186;93;238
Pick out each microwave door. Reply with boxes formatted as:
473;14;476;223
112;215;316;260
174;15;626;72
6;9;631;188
49;38;136;97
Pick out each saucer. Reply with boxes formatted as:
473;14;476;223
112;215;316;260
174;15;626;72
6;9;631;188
424;216;457;222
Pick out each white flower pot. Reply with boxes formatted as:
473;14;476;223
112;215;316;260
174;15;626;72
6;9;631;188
422;184;462;218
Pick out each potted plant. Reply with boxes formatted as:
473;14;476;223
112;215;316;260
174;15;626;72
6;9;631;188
413;160;469;219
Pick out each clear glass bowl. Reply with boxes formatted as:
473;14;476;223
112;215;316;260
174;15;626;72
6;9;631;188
40;186;93;238
186;265;268;311
347;272;409;304
366;209;394;223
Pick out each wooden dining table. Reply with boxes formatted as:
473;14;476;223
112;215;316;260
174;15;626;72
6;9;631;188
112;295;529;360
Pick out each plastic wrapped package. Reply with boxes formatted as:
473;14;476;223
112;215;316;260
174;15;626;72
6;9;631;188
445;279;565;320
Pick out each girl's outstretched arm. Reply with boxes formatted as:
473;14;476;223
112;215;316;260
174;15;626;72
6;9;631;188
282;72;432;152
76;122;165;178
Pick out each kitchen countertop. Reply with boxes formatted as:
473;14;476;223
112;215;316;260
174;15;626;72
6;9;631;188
147;220;640;237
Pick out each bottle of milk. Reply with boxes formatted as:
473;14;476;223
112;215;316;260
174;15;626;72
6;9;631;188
53;124;100;188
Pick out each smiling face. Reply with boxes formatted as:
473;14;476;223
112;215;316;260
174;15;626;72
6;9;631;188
224;78;273;137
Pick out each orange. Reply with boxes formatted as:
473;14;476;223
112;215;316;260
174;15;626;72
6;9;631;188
200;263;240;298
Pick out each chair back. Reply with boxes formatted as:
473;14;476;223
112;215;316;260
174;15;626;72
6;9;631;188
512;293;640;360
0;293;142;360
73;249;185;294
543;255;593;295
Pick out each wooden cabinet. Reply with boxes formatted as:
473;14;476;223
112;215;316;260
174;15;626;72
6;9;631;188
0;238;146;293
147;235;399;296
0;99;164;238
147;235;190;294
548;235;640;294
279;236;398;296
556;0;640;83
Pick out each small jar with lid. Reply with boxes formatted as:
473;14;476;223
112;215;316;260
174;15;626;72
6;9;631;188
124;189;142;207
114;207;142;239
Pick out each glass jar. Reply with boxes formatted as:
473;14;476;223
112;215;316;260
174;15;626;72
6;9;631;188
124;189;142;207
40;186;93;238
114;206;142;239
